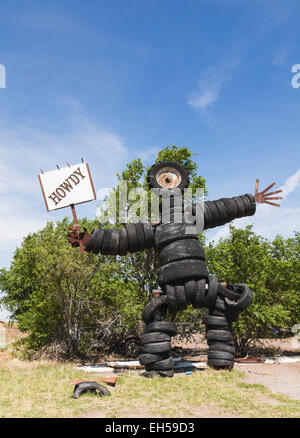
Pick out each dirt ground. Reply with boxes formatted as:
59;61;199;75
237;362;300;400
1;323;299;404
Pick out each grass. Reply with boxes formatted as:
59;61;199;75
0;360;299;418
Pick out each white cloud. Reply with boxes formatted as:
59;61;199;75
187;57;239;112
280;168;300;197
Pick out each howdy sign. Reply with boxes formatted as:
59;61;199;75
38;163;96;211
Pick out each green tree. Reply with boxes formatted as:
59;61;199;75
0;219;144;357
205;225;300;355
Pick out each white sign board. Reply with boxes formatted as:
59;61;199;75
38;162;96;211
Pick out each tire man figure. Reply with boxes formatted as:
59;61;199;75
68;160;282;377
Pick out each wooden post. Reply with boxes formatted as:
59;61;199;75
70;204;84;254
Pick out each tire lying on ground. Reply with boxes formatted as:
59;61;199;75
73;381;111;399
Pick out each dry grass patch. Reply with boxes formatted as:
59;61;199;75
0;360;299;418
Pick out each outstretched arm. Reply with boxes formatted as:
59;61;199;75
203;179;282;230
67;222;156;255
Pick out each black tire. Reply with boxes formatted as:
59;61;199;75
143;223;155;249
208;359;234;369
90;229;104;254
175;284;187;311
218;283;240;301
73;382;111;399
158;239;205;266
139;352;169;365
204;201;219;229
101;230;112;255
144;321;177;337
203;315;227;325
209;343;235;354
208;351;234;361
206;330;234;343
205;275;219;308
155;223;197;249
225;284;253;311
126;224;139;253
220;198;237;220
142;369;174;378
165;284;177;314
119;227;128;256
147;357;174;371
209;310;225;317
158;259;208;286
194;279;206;308
142;295;168;324
184;280;197;306
232;196;246;218
110;229;120;255
203;315;229;327
214;200;229;226
158;369;174;377
142;341;171;354
135;222;146;251
140;331;171;345
147;161;189;191
241;194;251;212
245;193;256;213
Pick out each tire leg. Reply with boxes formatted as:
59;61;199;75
204;294;235;370
139;289;175;378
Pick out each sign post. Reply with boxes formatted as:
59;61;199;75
38;161;96;254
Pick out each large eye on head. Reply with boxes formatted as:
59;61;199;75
156;167;182;189
147;161;189;190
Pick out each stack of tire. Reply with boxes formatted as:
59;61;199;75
84;222;155;256
138;321;177;378
203;283;253;369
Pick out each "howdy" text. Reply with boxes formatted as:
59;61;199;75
48;167;86;206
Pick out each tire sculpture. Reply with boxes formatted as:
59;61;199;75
67;159;282;377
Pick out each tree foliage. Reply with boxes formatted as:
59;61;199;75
206;225;300;355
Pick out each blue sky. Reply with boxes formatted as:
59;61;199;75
1;0;300;320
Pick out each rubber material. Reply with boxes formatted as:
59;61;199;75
138;352;169;365
126;224;139;253
143;321;177;337
142;341;171;354
209;343;235;353
142;295;168;324
140;331;171;345
73;381;111;399
206;330;234;342
158;239;205;266
147;161;189;191
158;259;208;285
165;284;177;314
101;230;112;255
155;223;198;249
146;357;174;371
119;227;128;255
224;284;253;311
175;284;187;311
